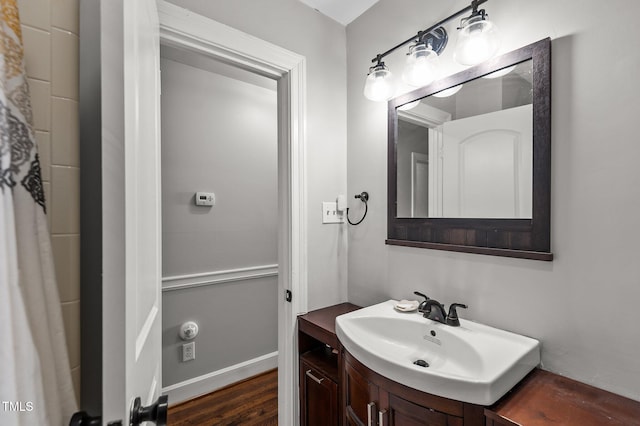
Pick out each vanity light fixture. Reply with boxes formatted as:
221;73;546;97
402;27;447;87
453;5;501;66
363;57;396;102
363;0;500;101
403;42;439;87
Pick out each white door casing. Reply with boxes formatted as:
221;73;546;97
410;152;429;218
398;103;450;218
101;0;162;423
156;2;307;425
428;127;444;217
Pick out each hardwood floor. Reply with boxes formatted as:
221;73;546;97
168;369;278;425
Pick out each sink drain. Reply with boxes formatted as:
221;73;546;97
413;359;429;368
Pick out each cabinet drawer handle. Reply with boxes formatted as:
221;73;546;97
367;402;376;426
305;369;324;384
379;409;387;426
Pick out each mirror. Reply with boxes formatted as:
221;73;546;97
397;60;533;219
387;38;552;260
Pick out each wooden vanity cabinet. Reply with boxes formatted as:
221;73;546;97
298;303;361;426
299;304;483;426
300;351;339;426
344;357;379;425
300;303;640;426
343;349;484;426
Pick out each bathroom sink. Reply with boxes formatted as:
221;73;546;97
335;300;540;405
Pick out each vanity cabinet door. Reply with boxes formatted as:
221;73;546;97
344;358;379;426
342;348;482;426
381;393;463;426
300;359;338;426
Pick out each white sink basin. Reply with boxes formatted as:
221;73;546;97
336;300;540;405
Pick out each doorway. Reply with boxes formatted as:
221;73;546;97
158;3;309;423
159;43;280;403
158;3;309;424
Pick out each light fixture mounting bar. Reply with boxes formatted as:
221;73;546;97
370;0;488;63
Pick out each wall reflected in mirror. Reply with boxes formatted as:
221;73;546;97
396;60;533;219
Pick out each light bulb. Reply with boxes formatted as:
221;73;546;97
454;14;500;66
403;43;439;87
363;62;396;102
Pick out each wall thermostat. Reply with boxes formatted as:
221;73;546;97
195;192;215;206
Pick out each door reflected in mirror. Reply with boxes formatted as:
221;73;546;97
396;60;533;219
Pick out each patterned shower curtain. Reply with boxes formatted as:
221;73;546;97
0;0;77;424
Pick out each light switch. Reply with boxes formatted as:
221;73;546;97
322;201;344;224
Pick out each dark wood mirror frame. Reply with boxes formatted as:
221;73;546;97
386;38;552;261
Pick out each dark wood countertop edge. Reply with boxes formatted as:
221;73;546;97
486;368;640;425
298;302;361;348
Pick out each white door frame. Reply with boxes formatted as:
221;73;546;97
410;152;429;217
157;2;308;424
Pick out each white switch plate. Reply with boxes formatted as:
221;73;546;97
322;201;344;224
182;342;195;362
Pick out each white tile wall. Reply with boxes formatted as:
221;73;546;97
51;234;81;302
17;0;50;31
28;78;51;131
51;28;78;99
51;0;79;34
18;0;81;403
22;26;51;80
51;165;80;232
51;97;79;166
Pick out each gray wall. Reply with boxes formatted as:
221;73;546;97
347;0;640;401
166;0;349;310
161;54;278;386
162;277;278;386
161;55;278;275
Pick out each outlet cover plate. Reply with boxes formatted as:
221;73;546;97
182;342;195;362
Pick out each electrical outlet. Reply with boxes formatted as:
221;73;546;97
322;201;344;224
182;342;195;362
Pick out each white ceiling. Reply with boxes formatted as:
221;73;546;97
298;0;380;26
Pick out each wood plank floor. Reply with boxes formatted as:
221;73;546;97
168;369;278;425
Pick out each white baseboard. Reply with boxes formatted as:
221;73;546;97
162;351;278;406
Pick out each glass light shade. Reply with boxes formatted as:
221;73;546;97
363;63;396;101
432;84;463;98
454;15;501;66
403;43;439;87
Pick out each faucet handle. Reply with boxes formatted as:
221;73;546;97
414;291;430;312
446;303;467;327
